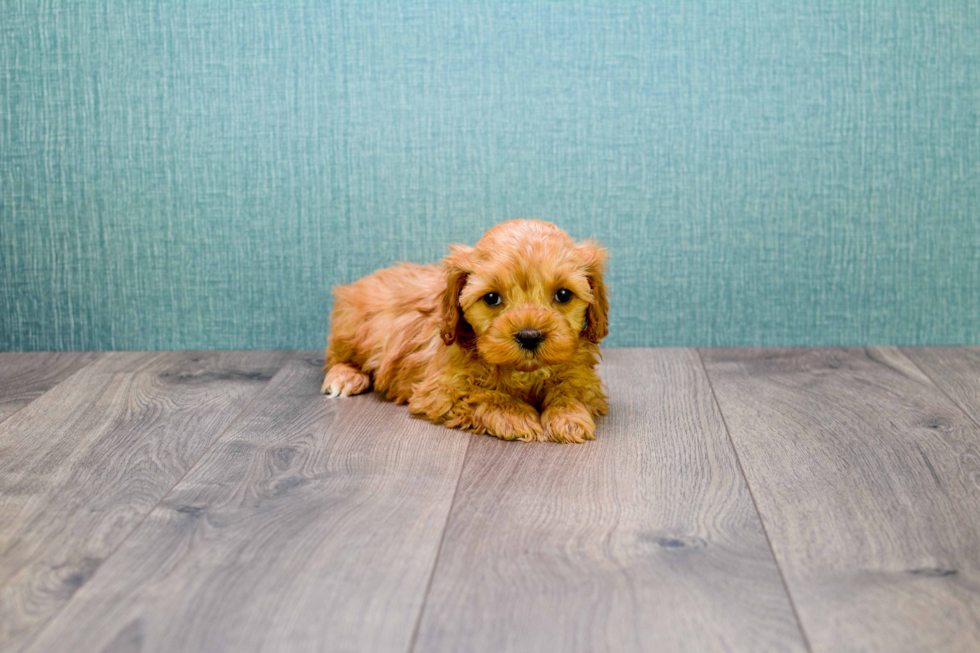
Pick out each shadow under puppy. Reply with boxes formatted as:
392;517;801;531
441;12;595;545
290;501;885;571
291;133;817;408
322;219;609;443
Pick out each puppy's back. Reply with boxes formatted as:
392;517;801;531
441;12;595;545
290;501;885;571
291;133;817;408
326;262;443;400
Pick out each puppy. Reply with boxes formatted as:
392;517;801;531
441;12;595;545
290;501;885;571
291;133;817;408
321;219;609;443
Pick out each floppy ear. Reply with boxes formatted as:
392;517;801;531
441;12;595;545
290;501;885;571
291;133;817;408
440;247;474;347
579;240;609;344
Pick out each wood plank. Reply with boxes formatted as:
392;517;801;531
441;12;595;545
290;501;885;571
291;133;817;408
701;347;980;652
903;346;980;427
0;352;102;424
23;355;470;653
0;350;288;652
413;348;806;653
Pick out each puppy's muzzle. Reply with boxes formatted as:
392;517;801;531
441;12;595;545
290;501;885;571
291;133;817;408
515;329;546;351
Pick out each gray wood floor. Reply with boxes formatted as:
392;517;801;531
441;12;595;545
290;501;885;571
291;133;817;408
1;348;977;653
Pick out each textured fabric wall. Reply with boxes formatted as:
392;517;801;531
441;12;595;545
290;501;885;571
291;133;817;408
2;1;978;351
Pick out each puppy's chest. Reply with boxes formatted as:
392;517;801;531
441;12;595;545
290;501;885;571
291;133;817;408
496;368;553;403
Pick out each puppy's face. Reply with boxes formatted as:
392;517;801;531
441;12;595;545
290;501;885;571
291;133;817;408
441;220;608;371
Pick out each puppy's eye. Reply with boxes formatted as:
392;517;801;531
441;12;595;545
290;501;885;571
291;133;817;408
554;288;574;304
483;292;502;306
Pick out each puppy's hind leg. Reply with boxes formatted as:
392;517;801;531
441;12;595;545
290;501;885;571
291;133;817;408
322;286;373;397
321;363;372;398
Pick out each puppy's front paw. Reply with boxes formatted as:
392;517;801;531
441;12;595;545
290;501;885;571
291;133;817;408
541;403;595;444
477;402;543;442
321;364;371;398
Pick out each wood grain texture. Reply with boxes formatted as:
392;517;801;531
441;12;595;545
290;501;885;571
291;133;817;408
23;354;471;653
0;350;288;653
903;346;980;427
701;347;980;652
0;352;102;424
413;348;805;653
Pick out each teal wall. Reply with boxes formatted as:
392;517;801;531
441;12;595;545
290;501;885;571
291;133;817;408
2;1;978;351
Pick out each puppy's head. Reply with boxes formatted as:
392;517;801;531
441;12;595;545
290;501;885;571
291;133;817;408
440;220;608;371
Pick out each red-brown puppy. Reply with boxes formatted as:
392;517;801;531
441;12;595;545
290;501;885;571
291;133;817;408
322;219;609;443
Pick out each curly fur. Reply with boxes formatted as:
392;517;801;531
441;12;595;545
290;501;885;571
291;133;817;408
321;219;609;443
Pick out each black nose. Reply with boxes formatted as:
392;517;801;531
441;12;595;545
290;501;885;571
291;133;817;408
515;329;545;351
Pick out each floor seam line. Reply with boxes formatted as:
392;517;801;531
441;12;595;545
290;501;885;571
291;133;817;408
406;432;475;653
0;353;105;431
899;347;980;433
12;350;291;653
695;347;814;653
